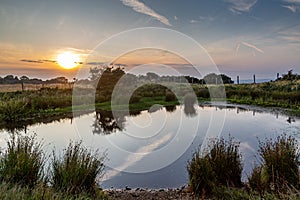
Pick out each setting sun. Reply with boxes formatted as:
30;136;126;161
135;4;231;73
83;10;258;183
57;52;79;69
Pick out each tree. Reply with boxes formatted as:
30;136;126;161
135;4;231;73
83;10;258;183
220;74;234;84
20;76;30;81
89;65;126;101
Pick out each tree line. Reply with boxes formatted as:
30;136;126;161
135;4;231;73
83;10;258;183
0;75;68;84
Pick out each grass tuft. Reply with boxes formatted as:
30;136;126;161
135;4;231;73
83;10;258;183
51;141;106;196
0;133;44;188
187;137;243;197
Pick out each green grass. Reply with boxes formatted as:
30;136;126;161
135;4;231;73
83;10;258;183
188;134;300;199
254;134;300;193
0;133;44;188
51;141;106;196
187;137;243;198
0;183;108;200
0;134;107;199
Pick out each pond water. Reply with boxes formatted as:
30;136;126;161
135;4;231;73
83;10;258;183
0;103;299;189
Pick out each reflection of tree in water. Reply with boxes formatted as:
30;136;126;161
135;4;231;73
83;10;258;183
0;114;75;133
183;93;197;117
165;105;176;113
92;110;140;135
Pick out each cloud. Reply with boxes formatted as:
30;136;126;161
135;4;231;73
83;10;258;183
284;0;300;3
20;59;43;63
224;0;258;13
42;59;57;63
279;27;300;43
282;4;297;12
20;59;57;64
174;16;178;20
199;15;215;22
189;19;199;24
241;42;264;53
120;0;171;26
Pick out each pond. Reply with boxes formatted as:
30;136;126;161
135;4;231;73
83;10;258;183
0;103;299;189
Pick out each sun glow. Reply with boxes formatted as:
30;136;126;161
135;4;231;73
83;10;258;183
57;52;80;69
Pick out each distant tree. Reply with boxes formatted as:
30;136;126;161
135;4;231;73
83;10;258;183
146;72;159;81
220;74;234;84
89;65;126;101
3;75;19;84
45;77;68;84
279;69;299;81
203;73;220;84
202;73;233;84
4;75;14;80
20;76;30;81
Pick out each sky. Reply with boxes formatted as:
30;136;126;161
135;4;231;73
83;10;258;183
0;0;300;80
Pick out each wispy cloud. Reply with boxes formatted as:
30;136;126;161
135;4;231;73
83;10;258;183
224;0;258;13
278;26;300;43
282;4;297;12
284;0;300;3
241;42;264;53
120;0;171;26
20;59;43;63
174;15;178;20
235;41;264;56
20;59;58;64
189;19;199;24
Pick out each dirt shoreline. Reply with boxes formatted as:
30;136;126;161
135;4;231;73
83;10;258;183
104;186;199;200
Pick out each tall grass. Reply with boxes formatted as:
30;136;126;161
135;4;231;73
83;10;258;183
187;137;243;197
0;134;44;188
208;137;243;187
251;134;300;193
51;141;106;196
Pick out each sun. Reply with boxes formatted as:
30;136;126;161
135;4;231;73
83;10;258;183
57;52;80;69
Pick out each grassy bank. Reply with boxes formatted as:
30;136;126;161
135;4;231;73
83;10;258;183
0;80;299;129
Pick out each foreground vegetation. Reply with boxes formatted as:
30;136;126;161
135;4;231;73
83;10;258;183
187;134;300;199
0;134;107;199
1;132;300;199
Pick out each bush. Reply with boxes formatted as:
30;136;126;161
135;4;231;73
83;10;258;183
129;94;141;104
0;134;44;188
196;88;210;98
51;141;106;196
0;99;29;122
165;91;177;102
187;137;243;197
258;134;299;192
183;93;197;106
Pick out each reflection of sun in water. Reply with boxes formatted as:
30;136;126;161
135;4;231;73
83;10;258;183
57;52;79;69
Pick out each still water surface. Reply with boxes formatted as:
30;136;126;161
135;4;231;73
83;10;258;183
0;103;299;189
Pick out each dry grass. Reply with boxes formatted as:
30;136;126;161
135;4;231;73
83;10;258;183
0;83;72;92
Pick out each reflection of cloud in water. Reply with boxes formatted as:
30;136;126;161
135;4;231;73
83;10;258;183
240;142;255;154
103;132;173;181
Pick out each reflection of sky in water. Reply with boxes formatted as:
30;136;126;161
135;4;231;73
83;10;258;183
0;105;299;189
